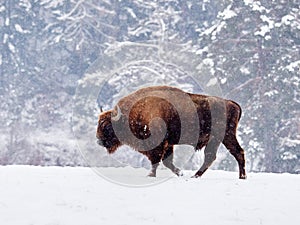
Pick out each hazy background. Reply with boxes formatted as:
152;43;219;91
0;0;299;173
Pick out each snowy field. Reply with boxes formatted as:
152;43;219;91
0;166;299;225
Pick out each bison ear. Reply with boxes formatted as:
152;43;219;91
111;105;122;121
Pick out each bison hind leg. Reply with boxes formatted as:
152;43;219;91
193;138;220;178
223;134;247;179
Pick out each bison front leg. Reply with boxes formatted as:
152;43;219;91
143;146;164;177
193;138;220;178
162;145;182;176
148;163;159;177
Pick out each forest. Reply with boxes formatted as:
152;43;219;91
0;0;299;173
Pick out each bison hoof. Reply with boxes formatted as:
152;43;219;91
239;174;247;179
174;169;183;177
147;172;156;177
191;174;201;178
192;171;204;178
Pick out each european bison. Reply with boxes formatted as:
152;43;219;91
96;86;246;179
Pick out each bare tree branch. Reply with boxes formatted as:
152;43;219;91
225;77;262;98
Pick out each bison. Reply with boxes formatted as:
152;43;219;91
96;86;246;179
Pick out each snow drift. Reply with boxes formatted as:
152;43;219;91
0;166;299;225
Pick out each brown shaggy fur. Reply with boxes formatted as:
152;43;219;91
96;86;246;179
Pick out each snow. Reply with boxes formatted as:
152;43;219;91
286;60;300;72
125;7;137;19
15;24;29;34
40;0;65;9
195;46;209;55
260;15;275;29
200;21;227;40
5;17;9;26
244;0;268;13
240;66;251;75
206;77;218;87
220;77;227;84
254;25;269;37
281;152;297;160
200;24;219;36
281;137;300;147
202;58;214;67
19;0;32;11
219;5;237;20
281;15;295;26
264;90;279;97
255;15;275;38
8;42;16;53
0;5;5;13
0;166;299;225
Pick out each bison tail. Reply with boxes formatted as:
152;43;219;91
230;100;242;122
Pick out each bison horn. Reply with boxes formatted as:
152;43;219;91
111;105;122;121
100;106;103;113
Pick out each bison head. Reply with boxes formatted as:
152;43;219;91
96;107;122;154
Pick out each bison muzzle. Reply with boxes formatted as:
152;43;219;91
96;86;247;179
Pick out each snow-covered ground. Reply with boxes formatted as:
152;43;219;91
0;166;299;225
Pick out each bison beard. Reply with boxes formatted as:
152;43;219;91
96;86;247;179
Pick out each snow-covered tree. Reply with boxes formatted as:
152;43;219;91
0;0;299;173
195;0;300;173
